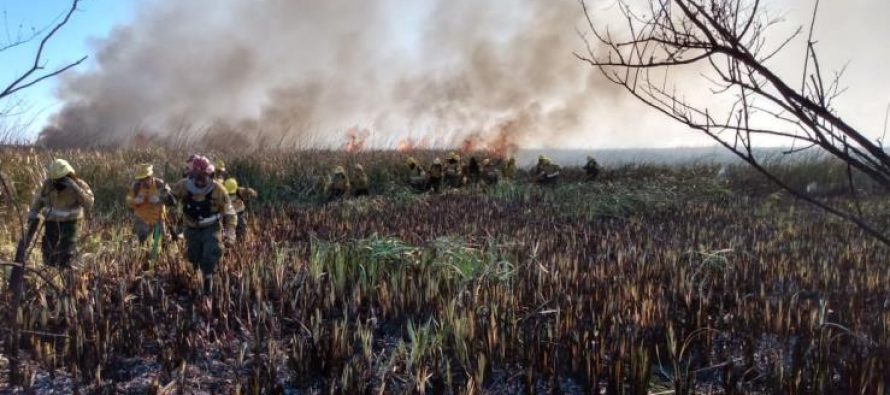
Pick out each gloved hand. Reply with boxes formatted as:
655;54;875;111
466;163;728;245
148;195;160;204
133;195;145;205
224;229;236;247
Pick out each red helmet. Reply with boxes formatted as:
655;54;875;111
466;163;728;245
190;155;215;175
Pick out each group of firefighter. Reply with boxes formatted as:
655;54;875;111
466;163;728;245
21;153;600;295
327;153;601;200
24;155;255;294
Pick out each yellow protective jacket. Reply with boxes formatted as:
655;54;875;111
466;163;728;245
444;162;461;177
126;177;172;225
171;178;237;230
351;172;369;192
534;163;561;180
230;187;257;213
28;177;94;222
428;164;443;179
329;174;350;193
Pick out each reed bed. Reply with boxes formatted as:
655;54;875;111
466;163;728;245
0;148;888;394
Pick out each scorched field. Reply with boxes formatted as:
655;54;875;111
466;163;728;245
0;148;888;394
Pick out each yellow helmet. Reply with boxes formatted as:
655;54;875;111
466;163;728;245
214;159;226;172
48;159;75;180
134;163;153;180
538;155;551;164
447;152;460;161
433;158;442;165
334;166;346;175
406;157;418;166
354;163;364;171
481;158;490;166
224;178;238;194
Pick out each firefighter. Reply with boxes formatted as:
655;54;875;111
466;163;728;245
351;164;370;197
427;158;444;192
171;155;237;294
584;155;601;181
466;156;481;184
406;158;427;191
223;178;258;240
481;158;500;186
533;156;561;186
503;157;517;180
213;159;228;181
327;166;351;201
444;152;465;188
27;159;94;268
126;164;175;244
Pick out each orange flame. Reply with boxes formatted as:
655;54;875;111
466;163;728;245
397;137;415;153
396;135;433;152
342;126;370;153
459;137;477;153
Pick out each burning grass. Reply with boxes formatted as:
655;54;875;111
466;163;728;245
0;149;889;393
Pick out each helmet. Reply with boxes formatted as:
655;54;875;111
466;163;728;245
214;159;227;172
135;163;153;180
539;156;551;164
433;158;442;165
224;178;238;194
406;157;417;166
354;164;364;171
49;159;75;180
481;158;490;166
447;152;460;162
333;166;346;175
190;155;215;175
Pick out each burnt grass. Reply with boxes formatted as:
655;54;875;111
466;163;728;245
1;167;890;394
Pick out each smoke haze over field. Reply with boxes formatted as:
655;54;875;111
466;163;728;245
35;0;890;151
38;0;618;150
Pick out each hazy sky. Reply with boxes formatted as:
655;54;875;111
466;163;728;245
0;0;134;135
1;0;888;149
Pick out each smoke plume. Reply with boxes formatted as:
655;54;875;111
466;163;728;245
39;0;625;152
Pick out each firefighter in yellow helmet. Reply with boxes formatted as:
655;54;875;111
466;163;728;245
126;164;175;244
351;164;370;197
213;159;228;181
406;157;427;191
223;178;258;240
171;155;237;295
427;158;444;192
27;159;94;268
327;165;350;201
444;152;465;188
533;155;561;186
502;157;517;180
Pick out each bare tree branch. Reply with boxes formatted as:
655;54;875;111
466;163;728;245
1;0;86;100
578;0;890;246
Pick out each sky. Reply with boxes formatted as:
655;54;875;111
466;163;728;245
0;0;134;135
1;0;888;150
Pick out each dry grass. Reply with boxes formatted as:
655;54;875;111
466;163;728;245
0;148;888;394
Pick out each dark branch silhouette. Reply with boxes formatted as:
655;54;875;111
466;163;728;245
576;0;890;246
0;0;87;100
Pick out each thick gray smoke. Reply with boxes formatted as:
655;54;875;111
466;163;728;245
40;0;890;151
39;0;622;151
